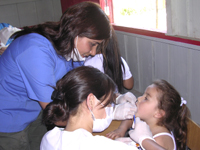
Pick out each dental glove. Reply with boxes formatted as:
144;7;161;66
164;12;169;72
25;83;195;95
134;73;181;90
129;117;155;149
116;92;137;105
113;102;137;120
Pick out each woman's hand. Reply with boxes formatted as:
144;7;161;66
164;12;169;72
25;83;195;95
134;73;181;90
129;117;155;148
116;92;137;105
113;102;137;120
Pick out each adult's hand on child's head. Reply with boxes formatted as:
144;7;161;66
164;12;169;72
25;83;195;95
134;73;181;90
129;117;154;148
113;102;137;120
116;92;137;105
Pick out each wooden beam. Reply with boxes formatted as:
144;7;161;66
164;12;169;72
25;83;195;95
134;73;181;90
187;118;200;149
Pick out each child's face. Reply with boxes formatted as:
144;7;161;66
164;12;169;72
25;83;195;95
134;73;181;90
135;84;160;122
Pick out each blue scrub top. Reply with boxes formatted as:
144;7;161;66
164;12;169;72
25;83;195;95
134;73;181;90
0;33;83;132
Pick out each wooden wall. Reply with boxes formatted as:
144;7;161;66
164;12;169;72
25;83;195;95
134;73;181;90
0;0;62;28
115;30;200;125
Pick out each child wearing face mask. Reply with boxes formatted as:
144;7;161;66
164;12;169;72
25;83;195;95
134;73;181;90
116;79;190;150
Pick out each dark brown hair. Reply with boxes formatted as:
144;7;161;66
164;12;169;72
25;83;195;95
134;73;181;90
43;66;116;126
13;2;111;57
153;79;190;150
102;27;125;92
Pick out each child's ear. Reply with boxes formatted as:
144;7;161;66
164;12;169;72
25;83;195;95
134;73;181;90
154;109;165;118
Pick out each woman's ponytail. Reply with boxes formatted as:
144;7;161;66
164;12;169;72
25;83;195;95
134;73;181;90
42;89;69;126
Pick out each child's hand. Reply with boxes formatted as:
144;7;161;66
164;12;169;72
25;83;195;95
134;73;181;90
106;128;126;139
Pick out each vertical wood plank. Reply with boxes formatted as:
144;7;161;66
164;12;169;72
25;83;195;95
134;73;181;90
124;35;139;91
153;41;169;80
0;0;62;27
52;0;62;21
188;50;200;123
0;4;20;27
137;38;153;92
168;45;189;99
116;32;126;58
36;0;54;23
17;1;38;26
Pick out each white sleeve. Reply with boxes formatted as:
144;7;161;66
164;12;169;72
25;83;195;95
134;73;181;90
83;135;138;150
121;57;132;80
84;54;105;73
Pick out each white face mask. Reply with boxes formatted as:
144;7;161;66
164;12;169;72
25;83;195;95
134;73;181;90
88;97;114;132
92;106;113;132
65;36;85;61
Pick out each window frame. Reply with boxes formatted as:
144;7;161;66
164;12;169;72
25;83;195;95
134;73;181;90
99;0;200;46
113;25;200;46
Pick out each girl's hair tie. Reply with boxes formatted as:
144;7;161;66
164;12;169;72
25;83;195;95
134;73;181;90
180;97;187;106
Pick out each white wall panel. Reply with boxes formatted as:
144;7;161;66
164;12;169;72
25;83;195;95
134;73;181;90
168;45;189;89
0;0;39;5
52;0;62;21
154;41;169;80
137;38;153;92
36;0;54;23
115;30;200;124
168;46;190;112
17;2;38;27
124;35;139;91
0;4;20;27
0;0;62;27
116;32;126;58
189;50;200;122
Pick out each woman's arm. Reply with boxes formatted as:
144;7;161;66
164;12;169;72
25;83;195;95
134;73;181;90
39;101;50;109
123;76;134;90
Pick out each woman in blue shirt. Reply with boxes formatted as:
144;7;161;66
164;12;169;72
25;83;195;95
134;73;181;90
0;2;111;150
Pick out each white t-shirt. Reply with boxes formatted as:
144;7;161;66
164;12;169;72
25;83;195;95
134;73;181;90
40;127;138;150
84;54;132;80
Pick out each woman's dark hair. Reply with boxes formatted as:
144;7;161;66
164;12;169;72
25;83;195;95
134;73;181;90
12;2;111;57
153;79;190;150
102;27;125;92
43;66;116;126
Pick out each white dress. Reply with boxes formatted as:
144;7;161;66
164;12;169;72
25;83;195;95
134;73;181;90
153;132;176;150
40;127;138;150
84;54;132;80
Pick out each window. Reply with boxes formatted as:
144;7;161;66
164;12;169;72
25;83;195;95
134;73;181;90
100;0;167;33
